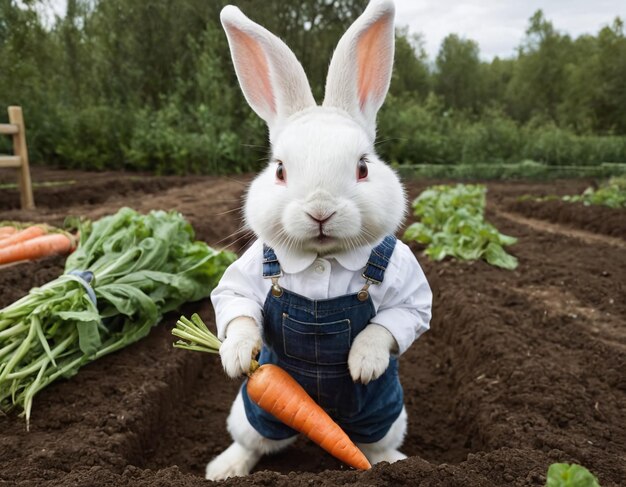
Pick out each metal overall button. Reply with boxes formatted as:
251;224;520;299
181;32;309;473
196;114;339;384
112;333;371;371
357;280;373;301
271;276;283;297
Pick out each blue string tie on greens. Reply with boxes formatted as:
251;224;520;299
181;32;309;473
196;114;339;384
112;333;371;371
68;270;97;306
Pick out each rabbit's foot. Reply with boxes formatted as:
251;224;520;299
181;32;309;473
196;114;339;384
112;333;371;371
205;442;261;481
360;446;407;465
356;405;408;465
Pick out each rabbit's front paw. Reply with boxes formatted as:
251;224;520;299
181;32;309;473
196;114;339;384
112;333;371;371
348;324;396;384
220;317;262;378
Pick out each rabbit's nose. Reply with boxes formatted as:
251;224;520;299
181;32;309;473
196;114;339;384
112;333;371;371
306;212;335;224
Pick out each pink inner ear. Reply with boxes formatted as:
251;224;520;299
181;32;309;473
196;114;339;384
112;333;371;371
357;15;393;110
230;26;276;115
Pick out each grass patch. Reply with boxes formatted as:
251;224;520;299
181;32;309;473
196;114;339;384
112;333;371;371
0;180;76;190
397;161;626;180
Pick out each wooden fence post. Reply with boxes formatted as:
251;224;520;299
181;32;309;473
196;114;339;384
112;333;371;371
8;107;35;210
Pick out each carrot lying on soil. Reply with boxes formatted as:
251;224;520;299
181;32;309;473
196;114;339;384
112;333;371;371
0;226;18;238
172;314;372;471
0;233;75;265
0;226;47;250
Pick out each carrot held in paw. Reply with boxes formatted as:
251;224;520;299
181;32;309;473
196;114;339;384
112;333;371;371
172;314;372;471
246;362;371;470
0;225;47;250
0;233;75;265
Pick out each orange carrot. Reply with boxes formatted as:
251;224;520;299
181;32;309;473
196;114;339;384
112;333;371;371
0;226;47;250
0;233;74;265
0;226;17;237
246;363;371;470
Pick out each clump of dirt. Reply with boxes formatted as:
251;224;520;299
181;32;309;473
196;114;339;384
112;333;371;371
0;169;624;486
0;255;66;307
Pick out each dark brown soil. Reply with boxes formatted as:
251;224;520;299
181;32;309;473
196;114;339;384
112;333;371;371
0;169;624;486
480;178;626;240
506;199;626;240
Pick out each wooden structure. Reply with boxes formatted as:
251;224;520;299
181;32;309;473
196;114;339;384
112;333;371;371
0;106;35;209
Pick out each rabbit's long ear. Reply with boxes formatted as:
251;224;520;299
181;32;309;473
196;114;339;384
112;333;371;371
221;6;315;135
323;0;395;140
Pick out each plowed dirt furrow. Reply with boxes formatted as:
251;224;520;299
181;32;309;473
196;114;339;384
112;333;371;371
492;208;626;249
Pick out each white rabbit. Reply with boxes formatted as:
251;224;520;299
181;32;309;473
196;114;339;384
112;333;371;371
207;0;432;480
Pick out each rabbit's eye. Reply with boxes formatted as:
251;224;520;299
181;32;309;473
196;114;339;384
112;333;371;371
276;162;286;182
357;158;368;181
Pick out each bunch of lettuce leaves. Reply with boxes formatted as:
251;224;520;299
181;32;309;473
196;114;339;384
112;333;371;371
403;184;518;269
546;463;601;487
560;176;625;209
520;176;626;209
0;208;236;426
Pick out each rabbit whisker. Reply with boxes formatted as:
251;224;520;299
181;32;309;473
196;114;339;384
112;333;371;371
213;225;251;247
211;206;245;217
221;230;256;252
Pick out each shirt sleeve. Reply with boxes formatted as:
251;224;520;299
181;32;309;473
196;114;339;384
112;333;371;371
369;241;432;356
210;240;267;340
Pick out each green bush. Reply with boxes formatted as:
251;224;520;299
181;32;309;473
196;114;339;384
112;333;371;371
124;100;265;175
521;124;626;165
379;94;459;165
54;105;132;170
458;108;523;164
378;97;626;169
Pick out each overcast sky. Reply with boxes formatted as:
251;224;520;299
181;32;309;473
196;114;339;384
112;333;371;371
47;0;626;60
397;0;626;59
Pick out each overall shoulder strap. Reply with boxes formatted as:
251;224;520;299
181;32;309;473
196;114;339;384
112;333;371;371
262;244;282;278
362;235;397;284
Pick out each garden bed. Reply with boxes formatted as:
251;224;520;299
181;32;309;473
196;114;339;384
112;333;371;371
506;198;626;240
0;169;624;486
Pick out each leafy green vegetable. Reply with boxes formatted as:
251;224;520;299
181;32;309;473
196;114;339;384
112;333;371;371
403;184;518;269
546;463;601;487
0;208;236;427
521;177;626;209
563;177;626;208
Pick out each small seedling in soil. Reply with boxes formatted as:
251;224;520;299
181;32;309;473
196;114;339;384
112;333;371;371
546;463;601;487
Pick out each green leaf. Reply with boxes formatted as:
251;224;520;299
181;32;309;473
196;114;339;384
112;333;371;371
498;233;518;246
425;245;449;261
76;321;102;356
484;242;518;269
403;223;432;244
545;463;601;487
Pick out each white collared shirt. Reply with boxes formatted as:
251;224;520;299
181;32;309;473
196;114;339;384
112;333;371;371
210;238;432;355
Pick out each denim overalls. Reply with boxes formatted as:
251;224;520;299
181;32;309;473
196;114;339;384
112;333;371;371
241;235;404;443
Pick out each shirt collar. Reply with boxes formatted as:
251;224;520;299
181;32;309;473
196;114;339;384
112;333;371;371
271;242;374;274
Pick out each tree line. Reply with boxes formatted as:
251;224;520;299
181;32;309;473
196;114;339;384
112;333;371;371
1;0;625;174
